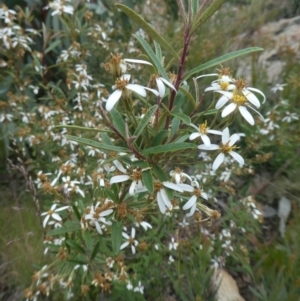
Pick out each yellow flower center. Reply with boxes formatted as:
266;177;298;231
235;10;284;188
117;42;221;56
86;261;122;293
220;142;235;153
232;93;247;105
199;121;208;134
154;181;163;192
115;79;129;90
132;168;142;181
220;82;229;90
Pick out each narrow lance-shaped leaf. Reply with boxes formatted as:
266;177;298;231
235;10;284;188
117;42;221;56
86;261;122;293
110;108;126;138
91;241;101;260
115;4;180;60
142;142;197;155
184;47;264;81
54;124;114;134
191;0;227;34
65;135;129;153
178;86;196;109
170;112;191;125
111;221;123;255
134;105;158;138
133;35;169;80
83;230;93;252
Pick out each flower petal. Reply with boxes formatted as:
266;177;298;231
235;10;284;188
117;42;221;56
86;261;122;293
110;175;130;184
144;86;159;96
207;129;222;135
120;241;129;250
216;95;230;109
246;87;266;104
189;133;201;140
212;153;225;170
157;191;166;213
156;78;166;97
106;89;122;111
229;134;240;146
183;195;197;210
159;77;176;91
222;103;236;117
163;181;183;192
198;144;219;150
239;106;254;125
160;189;172;208
43;215;50;228
201;134;211;146
52;213;62;221
126;84;147;97
124;58;152;65
222;128;230;144
196;73;218;80
229;151;244;166
177;183;194;192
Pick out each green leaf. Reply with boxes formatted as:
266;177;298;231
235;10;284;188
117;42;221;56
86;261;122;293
151;130;168;147
71;204;81;221
154;41;163;62
203;109;219;116
115;4;179;60
178;86;196;108
45;40;61;54
101;133;113;145
65;135;129;153
83;230;93;252
142;142;197;155
134;105;158;138
91;241;101;260
111;221;123;255
133;35;168;79
170;112;191;125
110;108;126;138
65;240;86;255
54;124;113;133
152;165;168;182
142;166;154;194
170;117;180;140
191;0;227;33
184;47;264;80
47;222;81;236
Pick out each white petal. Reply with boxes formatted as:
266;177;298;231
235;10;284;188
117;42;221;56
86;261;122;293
110;175;130;184
183;195;197;210
201;192;208;200
201;134;211;146
212;153;225;170
196;73;218;80
243;89;260;108
106;90;122;111
43;215;50;228
246;87;266;104
113;160;127;173
229;134;240;146
129;181;137;196
51;203;57;210
207;129;222;135
189;133;201;140
222;103;236;117
144;86;159;96
156;78;165;97
160;189;172;208
120;241;129;250
95;222;103;234
100;209;113;217
229;151;244;166
122;74;131;81
55;206;70;212
222;128;230;144
159;77;176;91
52;213;62;221
157;191;166;213
176;183;194;192
216;95;230;109
131;245;136;254
124;58;152;65
122;232;130;239
239;106;254;125
131;227;136;238
198;144;219;150
126;84;147;97
247;105;265;122
163;182;183;192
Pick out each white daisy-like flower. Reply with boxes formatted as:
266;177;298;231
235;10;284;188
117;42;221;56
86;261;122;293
41;203;70;228
189;121;222;146
154;181;191;214
204;75;236;92
120;227;138;254
110;167;147;196
149;74;176;97
84;202;113;234
271;83;287;93
169;167;192;184
182;181;208;217
215;78;265;125
169;237;178;251
103;53;153;78
45;0;74;16
282;111;299;123
133;281;144;294
106;74;158;111
135;220;152;231
198;127;244;170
